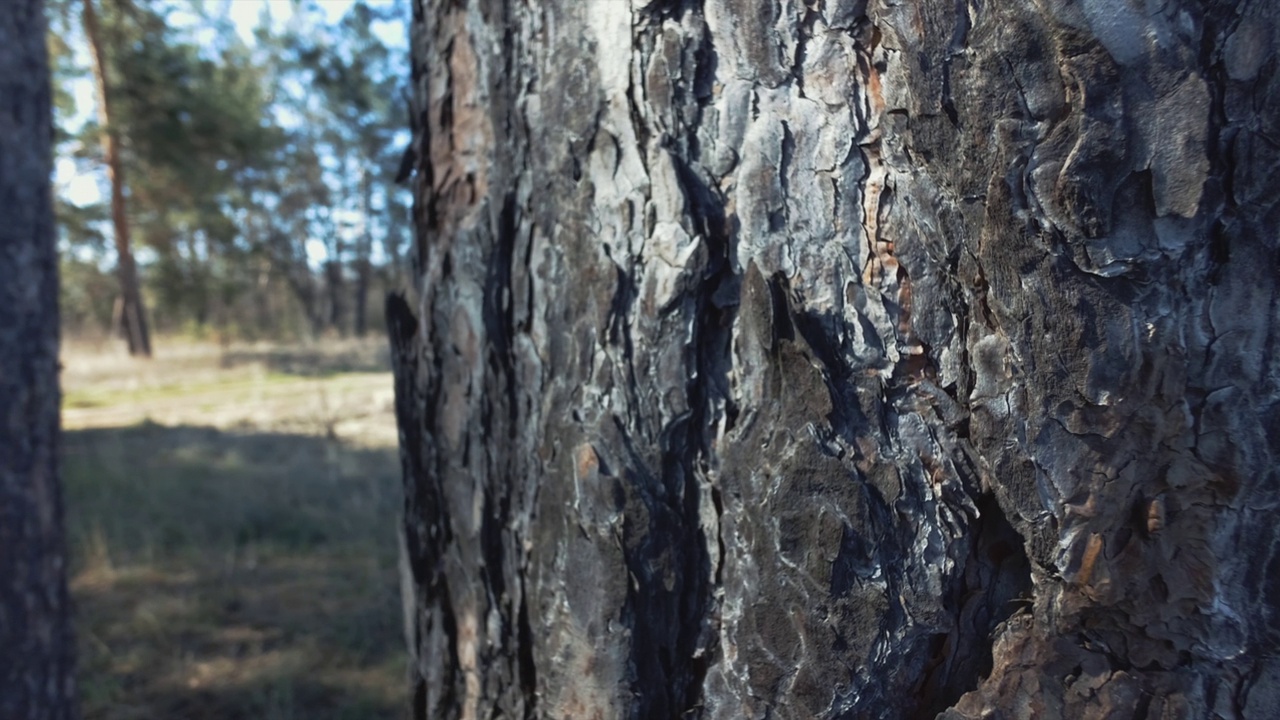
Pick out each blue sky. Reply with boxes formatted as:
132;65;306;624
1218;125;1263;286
221;0;407;48
55;0;410;266
57;0;408;208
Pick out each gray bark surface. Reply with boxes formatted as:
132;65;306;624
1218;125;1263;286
0;0;77;717
391;0;1280;717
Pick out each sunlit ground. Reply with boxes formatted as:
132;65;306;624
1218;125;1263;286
61;337;406;720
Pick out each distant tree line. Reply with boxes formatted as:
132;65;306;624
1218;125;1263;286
48;0;412;350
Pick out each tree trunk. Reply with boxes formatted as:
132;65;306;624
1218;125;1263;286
325;259;345;334
354;258;371;337
391;1;1280;717
321;188;347;335
265;226;323;338
354;169;374;337
0;0;78;716
82;0;151;357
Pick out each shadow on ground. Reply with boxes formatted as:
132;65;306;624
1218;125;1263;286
219;343;392;377
64;423;406;720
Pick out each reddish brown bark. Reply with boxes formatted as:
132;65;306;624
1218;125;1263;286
82;0;150;357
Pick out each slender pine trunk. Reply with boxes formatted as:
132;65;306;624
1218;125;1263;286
82;0;151;357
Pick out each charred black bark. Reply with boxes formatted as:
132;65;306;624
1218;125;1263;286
0;0;78;717
393;1;1280;717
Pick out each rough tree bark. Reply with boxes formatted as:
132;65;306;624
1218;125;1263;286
82;0;151;357
0;0;78;716
390;0;1280;717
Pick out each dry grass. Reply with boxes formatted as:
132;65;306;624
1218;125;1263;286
61;337;406;720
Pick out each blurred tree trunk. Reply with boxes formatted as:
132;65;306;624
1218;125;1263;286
354;258;371;336
324;259;345;334
354;169;373;337
82;0;151;357
382;201;408;293
264;225;324;338
391;0;1280;717
0;0;78;716
322;194;346;335
289;272;325;340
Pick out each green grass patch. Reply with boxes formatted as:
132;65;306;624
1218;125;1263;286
61;371;314;411
64;422;405;720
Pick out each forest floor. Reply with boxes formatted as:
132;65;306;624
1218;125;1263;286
60;337;406;720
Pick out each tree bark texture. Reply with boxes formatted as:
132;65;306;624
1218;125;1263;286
82;0;151;358
391;0;1280;717
0;0;78;717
